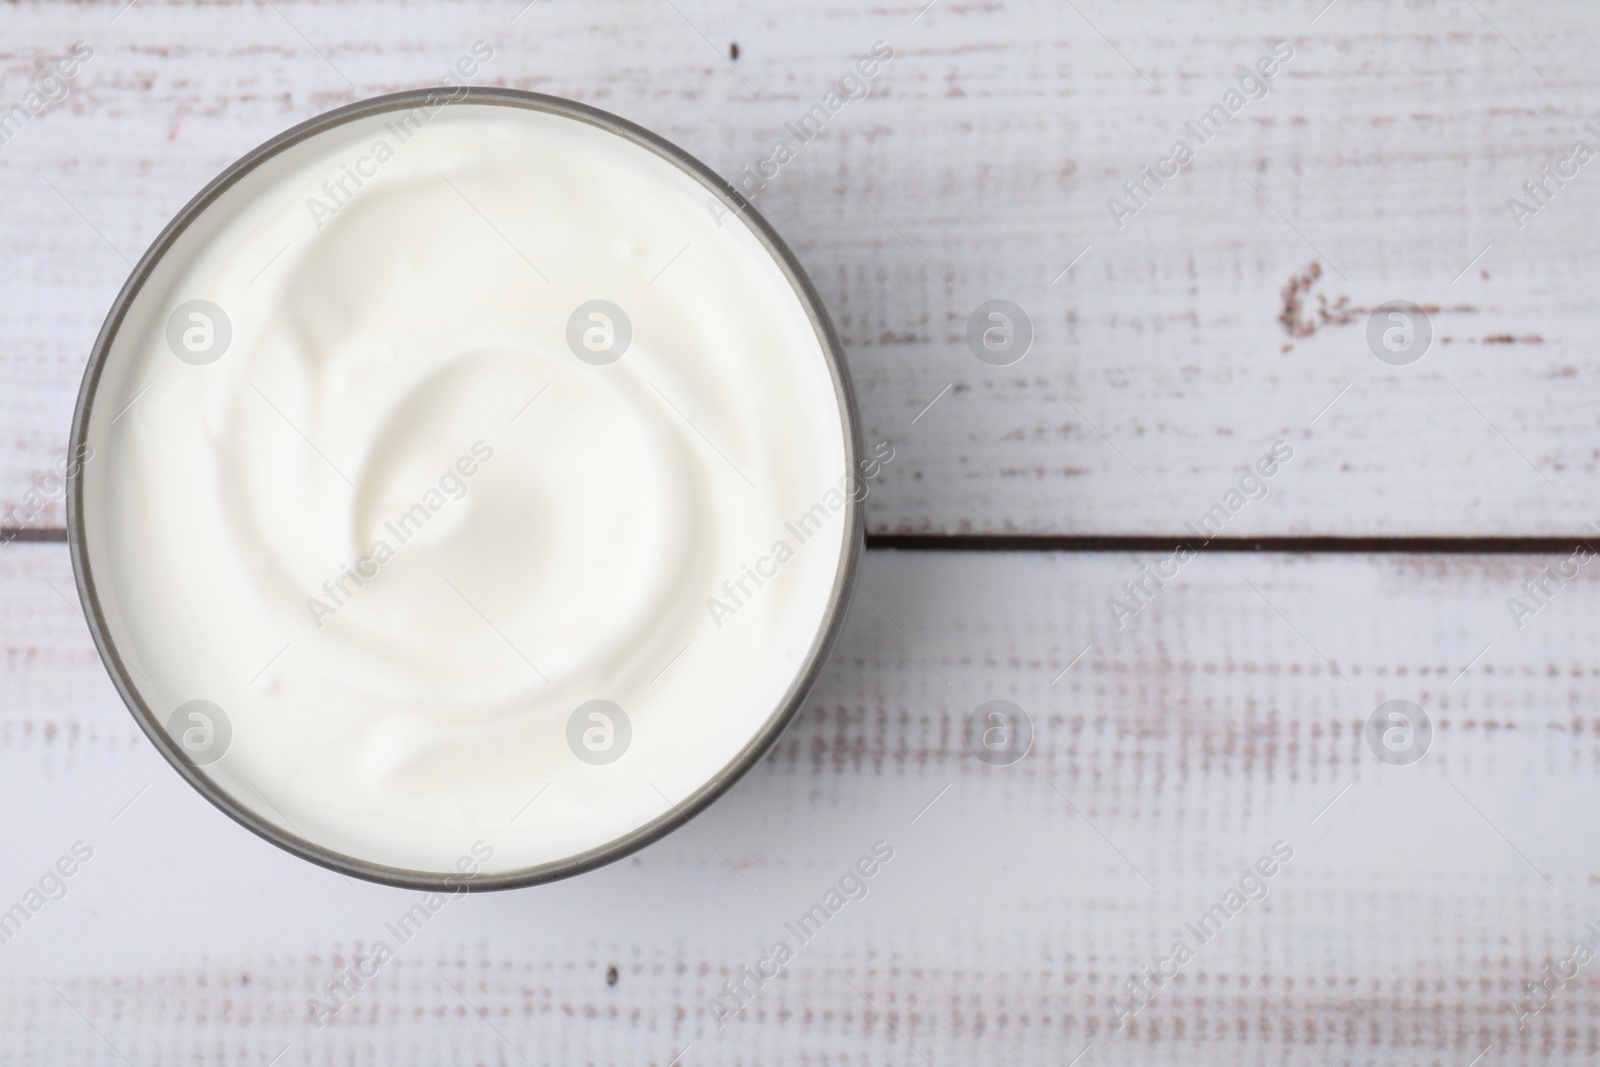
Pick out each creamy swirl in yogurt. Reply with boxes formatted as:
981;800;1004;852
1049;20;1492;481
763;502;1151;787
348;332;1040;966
76;99;855;878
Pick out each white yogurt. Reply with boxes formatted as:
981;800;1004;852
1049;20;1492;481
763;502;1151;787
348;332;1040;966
76;98;856;879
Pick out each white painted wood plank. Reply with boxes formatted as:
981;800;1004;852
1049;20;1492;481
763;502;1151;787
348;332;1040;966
3;0;1600;535
4;542;1598;1063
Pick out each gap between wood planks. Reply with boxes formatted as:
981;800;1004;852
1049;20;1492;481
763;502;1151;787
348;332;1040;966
8;528;1600;554
868;535;1600;554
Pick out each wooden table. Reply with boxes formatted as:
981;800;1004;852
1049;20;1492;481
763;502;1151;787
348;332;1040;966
3;1;1596;1062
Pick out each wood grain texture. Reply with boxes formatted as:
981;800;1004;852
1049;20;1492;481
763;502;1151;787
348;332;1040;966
5;542;1600;1063
5;1;1599;1063
3;0;1600;535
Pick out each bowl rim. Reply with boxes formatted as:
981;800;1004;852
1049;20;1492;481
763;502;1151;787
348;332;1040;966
65;85;865;891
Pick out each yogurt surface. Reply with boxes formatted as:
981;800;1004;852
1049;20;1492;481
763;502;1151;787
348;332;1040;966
75;96;856;879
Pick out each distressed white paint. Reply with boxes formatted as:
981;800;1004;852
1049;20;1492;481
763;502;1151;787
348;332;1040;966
2;0;1599;535
4;1;1598;1061
3;543;1597;1063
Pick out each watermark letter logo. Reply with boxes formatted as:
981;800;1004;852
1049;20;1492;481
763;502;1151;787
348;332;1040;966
1365;300;1431;366
967;699;1033;766
166;699;232;766
1365;699;1431;766
966;300;1033;366
567;300;631;365
567;699;632;764
165;300;232;365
